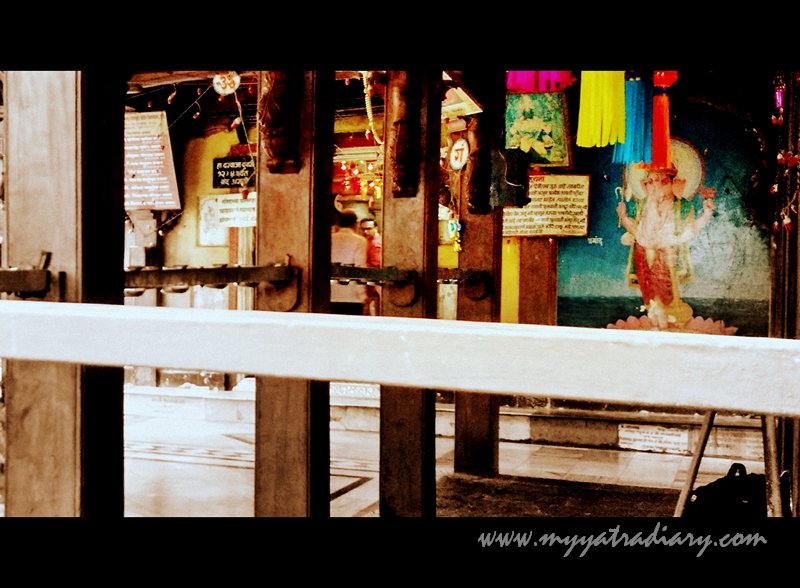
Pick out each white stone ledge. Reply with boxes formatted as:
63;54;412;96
2;300;800;417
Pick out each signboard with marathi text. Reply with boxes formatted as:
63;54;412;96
216;193;257;227
618;424;689;454
124;111;181;210
213;156;256;188
449;138;470;171
502;174;590;237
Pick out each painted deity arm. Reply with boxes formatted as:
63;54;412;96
616;201;637;234
675;198;715;244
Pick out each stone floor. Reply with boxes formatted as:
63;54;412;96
121;394;764;517
0;387;765;517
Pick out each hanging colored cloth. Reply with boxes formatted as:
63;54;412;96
576;71;626;148
612;75;653;165
506;71;574;93
650;70;678;170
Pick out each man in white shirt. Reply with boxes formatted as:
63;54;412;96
331;209;368;315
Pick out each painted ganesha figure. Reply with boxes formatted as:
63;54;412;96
616;153;715;331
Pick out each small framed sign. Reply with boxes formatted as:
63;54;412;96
198;195;228;247
213;71;241;96
448;138;470;170
213;156;256;189
216;193;257;228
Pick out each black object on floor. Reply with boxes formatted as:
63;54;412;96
683;462;791;518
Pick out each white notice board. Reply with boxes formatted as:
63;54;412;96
503;174;590;237
216;193;257;228
618;424;690;454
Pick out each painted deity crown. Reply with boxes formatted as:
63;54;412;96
635;163;678;177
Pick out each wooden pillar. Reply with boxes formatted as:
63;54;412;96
379;71;440;517
453;197;503;476
254;71;333;517
3;71;126;516
518;237;558;326
453;71;506;478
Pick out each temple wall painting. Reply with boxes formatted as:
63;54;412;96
557;101;770;337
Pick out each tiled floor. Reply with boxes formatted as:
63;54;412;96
121;410;765;517
341;435;765;518
440;437;763;490
1;392;767;517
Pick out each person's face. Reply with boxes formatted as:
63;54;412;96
361;221;377;238
642;173;674;201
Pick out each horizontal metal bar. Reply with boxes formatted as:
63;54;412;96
124;265;296;290
2;300;800;418
0;269;49;294
437;268;490;284
330;264;415;284
124;264;412;291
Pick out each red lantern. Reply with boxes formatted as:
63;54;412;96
650;71;678;169
653;70;678;88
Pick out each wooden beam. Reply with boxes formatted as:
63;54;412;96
379;71;440;516
454;194;502;475
452;71;506;478
253;71;334;517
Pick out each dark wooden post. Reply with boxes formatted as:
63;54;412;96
379;71;441;517
452;71;506;478
254;71;334;517
3;71;126;516
769;70;799;516
518;237;558;325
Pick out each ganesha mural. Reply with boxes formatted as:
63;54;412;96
612;139;736;334
557;102;769;337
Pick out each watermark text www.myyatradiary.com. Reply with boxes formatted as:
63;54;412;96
477;522;766;557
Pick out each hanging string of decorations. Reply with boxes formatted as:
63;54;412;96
505;71;575;93
126;72;258;196
360;71;384;146
576;71;626;148
127;72;257;134
771;73;798;233
611;72;653;166
334;154;383;200
222;72;257;191
575;70;677;170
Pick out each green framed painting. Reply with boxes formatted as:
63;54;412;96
505;92;571;168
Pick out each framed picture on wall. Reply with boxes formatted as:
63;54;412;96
505;92;572;169
198;195;229;247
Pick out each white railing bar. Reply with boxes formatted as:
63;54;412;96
1;299;799;417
